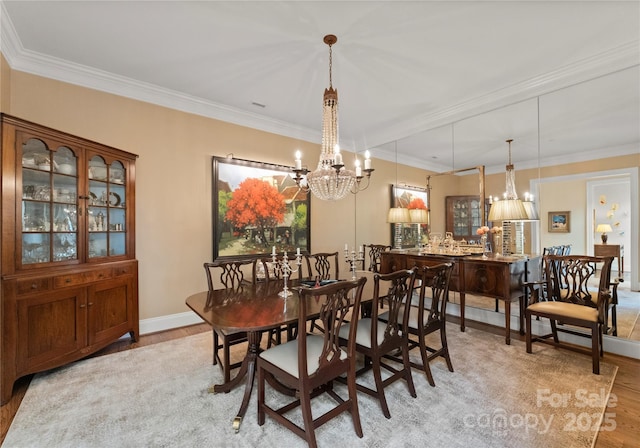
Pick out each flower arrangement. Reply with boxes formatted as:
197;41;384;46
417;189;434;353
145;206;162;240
476;226;502;236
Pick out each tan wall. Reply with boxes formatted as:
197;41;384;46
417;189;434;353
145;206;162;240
3;65;638;322
4;69;428;320
0;54;11;113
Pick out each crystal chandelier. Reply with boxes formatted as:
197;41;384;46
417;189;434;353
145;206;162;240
292;35;374;201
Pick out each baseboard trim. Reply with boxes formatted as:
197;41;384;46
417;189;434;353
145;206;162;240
140;306;640;360
446;303;640;360
139;311;204;335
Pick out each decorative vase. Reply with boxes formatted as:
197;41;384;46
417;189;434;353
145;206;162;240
494;233;502;256
481;234;489;259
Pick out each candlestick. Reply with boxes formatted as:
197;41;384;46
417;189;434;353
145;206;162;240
334;149;343;165
344;248;365;280
355;159;362;177
272;251;303;297
364;150;372;170
295;150;302;170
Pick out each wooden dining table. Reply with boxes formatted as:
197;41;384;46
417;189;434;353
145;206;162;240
185;271;376;432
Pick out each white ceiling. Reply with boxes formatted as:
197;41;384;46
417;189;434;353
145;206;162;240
1;1;638;173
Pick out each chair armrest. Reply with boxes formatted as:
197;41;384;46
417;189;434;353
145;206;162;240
522;281;544;305
608;280;619;305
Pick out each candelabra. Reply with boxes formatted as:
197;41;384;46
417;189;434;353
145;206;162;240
344;246;364;280
272;250;303;297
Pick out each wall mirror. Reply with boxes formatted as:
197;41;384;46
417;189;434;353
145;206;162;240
365;66;638;346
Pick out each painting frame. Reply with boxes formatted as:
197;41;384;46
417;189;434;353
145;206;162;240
548;211;571;233
390;184;429;249
212;156;310;262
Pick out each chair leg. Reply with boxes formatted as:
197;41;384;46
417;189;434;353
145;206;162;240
440;328;454;372
525;312;533;354
372;357;391;419
223;338;231;383
299;388;318;448
418;336;436;387
257;363;266;426
599;324;604;357
611;305;618;337
347;365;364;438
591;323;600;375
213;330;219;365
550;320;559;343
401;342;417;398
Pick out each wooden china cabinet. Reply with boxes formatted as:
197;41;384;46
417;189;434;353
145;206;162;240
445;195;491;241
1;115;139;404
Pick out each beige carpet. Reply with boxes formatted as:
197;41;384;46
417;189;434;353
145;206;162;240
4;327;617;448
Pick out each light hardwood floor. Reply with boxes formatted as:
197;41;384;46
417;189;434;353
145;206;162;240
1;321;638;447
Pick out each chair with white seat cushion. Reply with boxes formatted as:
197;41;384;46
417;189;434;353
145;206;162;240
341;268;418;418
385;263;454;387
257;277;366;448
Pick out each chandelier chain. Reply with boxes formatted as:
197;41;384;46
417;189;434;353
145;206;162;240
328;40;333;88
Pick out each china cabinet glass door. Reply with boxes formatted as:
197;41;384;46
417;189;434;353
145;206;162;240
87;156;127;258
21;139;79;265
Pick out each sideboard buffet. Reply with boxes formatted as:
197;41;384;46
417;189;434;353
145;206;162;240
380;250;539;345
1;115;139;404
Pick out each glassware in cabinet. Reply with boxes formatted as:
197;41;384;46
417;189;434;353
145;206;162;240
21;138;79;266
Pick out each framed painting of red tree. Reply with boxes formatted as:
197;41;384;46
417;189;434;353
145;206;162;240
213;156;310;261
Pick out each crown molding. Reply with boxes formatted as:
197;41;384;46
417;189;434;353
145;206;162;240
369;41;640;147
1;3;638;153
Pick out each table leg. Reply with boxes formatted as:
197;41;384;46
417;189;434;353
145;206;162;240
619;255;623;281
209;330;262;432
459;292;466;332
504;301;511;345
519;295;525;336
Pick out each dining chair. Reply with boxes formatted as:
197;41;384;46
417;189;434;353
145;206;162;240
363;244;391;272
340;268;418;418
257;277;367;448
203;259;257;383
305;251;340;332
525;255;614;374
305;251;340;280
394;263;455;387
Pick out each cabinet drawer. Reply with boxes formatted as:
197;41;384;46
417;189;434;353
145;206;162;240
54;269;113;288
113;264;135;277
408;257;460;276
16;278;51;295
464;263;506;297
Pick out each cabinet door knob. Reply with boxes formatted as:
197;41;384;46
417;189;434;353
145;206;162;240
65;278;71;283
88;302;93;307
79;304;86;308
31;283;38;289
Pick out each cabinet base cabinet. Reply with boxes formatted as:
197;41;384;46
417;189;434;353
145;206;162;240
1;115;139;405
1;261;139;405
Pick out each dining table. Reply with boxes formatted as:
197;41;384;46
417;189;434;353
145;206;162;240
185;270;376;432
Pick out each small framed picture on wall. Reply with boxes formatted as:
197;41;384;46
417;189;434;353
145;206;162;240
548;211;571;233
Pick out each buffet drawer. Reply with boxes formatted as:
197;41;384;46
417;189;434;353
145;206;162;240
16;277;51;296
54;268;113;288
